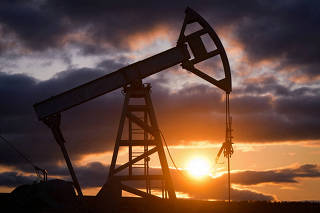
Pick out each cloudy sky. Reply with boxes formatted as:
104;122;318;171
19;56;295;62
0;0;319;201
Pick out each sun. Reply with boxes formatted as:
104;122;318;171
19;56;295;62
186;157;211;178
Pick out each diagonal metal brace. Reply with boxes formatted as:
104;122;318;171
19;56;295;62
42;113;83;197
112;147;158;174
126;112;156;135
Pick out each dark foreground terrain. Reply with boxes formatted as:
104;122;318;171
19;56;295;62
107;198;320;213
1;193;319;213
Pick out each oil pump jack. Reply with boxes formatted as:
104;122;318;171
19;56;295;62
33;7;232;202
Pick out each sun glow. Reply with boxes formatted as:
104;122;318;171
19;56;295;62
186;157;211;178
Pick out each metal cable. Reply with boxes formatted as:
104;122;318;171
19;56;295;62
0;135;36;168
0;134;47;181
159;130;186;177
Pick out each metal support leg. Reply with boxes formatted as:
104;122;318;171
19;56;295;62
145;93;176;199
42;113;83;197
99;82;176;202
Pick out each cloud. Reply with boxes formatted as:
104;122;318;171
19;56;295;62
170;164;320;200
0;1;182;53
0;171;35;187
0;0;68;51
170;169;274;201
1;64;320;171
231;164;320;185
0;65;123;168
0;162;273;200
2;163;319;200
0;0;319;79
0;1;319;202
233;1;320;76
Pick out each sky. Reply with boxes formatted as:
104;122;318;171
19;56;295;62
0;0;320;201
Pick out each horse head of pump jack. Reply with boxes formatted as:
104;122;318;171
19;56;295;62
33;7;232;199
178;7;231;93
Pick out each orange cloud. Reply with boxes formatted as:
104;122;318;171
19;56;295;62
126;25;172;51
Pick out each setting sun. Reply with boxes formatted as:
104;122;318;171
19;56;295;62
186;157;211;178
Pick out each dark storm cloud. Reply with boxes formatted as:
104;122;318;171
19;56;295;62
0;0;67;51
96;59;128;70
232;164;320;185
30;162;109;188
227;75;320;142
0;0;319;78
230;95;272;114
43;1;185;49
0;171;35;187
0;0;184;53
275;95;320;118
152;76;320;142
1;66;320;173
0;62;124;169
238;77;291;97
232;1;320;76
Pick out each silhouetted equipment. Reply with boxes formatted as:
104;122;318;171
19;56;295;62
34;166;48;182
11;179;78;212
0;135;48;182
33;7;232;205
215;93;234;202
96;80;175;201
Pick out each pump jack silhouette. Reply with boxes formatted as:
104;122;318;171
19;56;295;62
34;7;232;206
